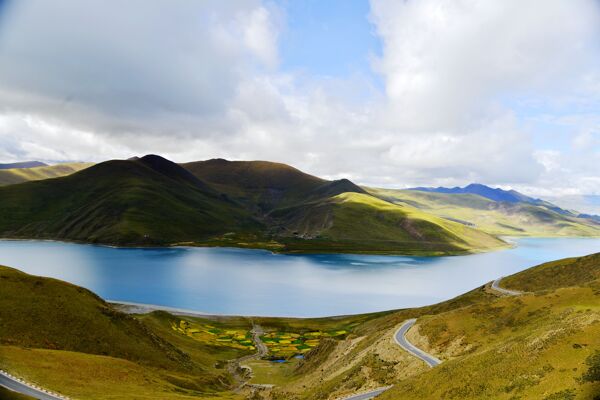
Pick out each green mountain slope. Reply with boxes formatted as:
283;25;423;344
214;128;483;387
0;162;93;186
0;155;262;245
271;192;506;254
182;159;505;254
0;265;249;399
182;158;366;212
0;155;504;254
261;252;600;400
369;188;600;237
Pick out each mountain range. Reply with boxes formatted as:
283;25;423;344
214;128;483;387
0;155;506;255
0;155;598;254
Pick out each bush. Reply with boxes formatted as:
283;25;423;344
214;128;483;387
582;351;600;383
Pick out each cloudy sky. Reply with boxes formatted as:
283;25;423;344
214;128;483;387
0;0;599;198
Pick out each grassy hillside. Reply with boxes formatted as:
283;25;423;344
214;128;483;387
0;162;93;186
182;159;505;254
181;159;365;213
258;252;600;400
1;253;599;399
273;192;506;254
0;155;263;245
0;155;505;254
369;188;600;237
0;265;249;399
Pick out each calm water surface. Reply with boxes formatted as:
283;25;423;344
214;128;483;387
1;238;599;317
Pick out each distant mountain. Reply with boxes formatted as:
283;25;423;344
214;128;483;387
370;185;600;237
0;161;47;169
0;162;93;186
0;155;506;254
411;183;542;204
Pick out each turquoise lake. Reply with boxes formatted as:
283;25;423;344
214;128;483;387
1;238;599;317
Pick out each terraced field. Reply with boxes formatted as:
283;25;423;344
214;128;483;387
260;330;348;358
171;320;255;351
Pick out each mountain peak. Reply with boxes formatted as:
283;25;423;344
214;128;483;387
411;183;540;204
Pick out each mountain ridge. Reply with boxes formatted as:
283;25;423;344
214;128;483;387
0;155;506;255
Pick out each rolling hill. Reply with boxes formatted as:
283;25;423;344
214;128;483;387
0;162;93;186
369;186;600;237
0;265;249;399
0;155;506;254
181;158;366;213
0;155;263;245
183;159;506;254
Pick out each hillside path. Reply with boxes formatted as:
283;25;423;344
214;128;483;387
394;319;441;367
491;277;522;296
340;386;392;400
0;370;68;400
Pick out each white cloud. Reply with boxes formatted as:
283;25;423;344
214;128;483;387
0;0;599;197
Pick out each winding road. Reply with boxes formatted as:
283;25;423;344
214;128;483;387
340;386;392;400
491;277;522;296
0;370;66;400
394;319;441;368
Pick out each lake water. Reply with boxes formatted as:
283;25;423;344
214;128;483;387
0;238;599;317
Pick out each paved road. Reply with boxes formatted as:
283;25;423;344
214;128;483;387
0;370;66;400
394;319;441;368
491;277;522;296
340;386;392;400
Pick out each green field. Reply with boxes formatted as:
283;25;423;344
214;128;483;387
260;329;348;358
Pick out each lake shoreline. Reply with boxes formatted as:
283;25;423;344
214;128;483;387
2;237;600;317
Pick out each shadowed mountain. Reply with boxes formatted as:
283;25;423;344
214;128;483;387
181;159;366;213
0;155;262;245
0;161;47;169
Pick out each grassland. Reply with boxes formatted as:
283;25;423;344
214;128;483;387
0;162;93;186
0;265;252;399
273;192;507;255
255;252;600;400
369;188;600;237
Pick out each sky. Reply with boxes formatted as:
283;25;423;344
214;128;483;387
0;0;599;200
